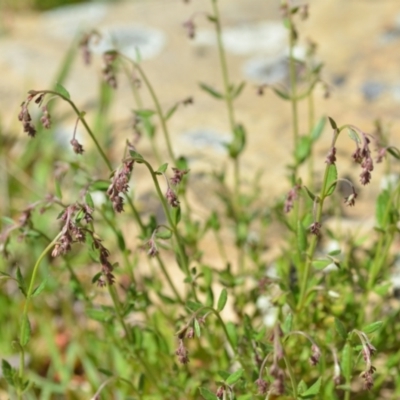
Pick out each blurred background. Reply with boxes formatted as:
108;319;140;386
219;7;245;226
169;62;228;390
1;0;400;212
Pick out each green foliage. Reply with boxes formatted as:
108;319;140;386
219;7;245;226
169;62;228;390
0;1;399;399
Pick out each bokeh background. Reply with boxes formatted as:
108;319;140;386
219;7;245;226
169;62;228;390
1;0;400;200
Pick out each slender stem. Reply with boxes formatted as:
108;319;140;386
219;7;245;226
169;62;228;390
191;306;251;379
211;0;235;131
125;194;183;303
210;0;240;199
132;157;197;300
287;9;299;181
283;355;298;398
297;128;344;309
18;232;63;390
120;59;163;164
37;90;113;171
367;185;399;289
125;61;176;163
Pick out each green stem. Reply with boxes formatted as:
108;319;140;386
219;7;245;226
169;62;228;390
192;306;251;379
297;127;345;309
18;232;63;394
287;10;299;181
120;59;163;164
126;61;176;163
132;157;197;300
211;0;240;200
37;90;113;171
125;195;183;303
284;355;298;398
367;185;399;289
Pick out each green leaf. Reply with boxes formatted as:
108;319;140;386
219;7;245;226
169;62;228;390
297;221;307;253
312;259;332;270
116;232;126;251
387;147;400;160
208;211;221;231
85;193;95;209
1;216;15;225
0;270;12;279
172;206;181;225
165;103;179;120
311;116;326;142
362;321;382;334
303;186;317;202
194;319;201;338
324;164;337;197
86;308;113;323
135;109;155;118
20;315;31;346
199;387;218;400
217;288;228;312
129;150;144;160
335;318;347;340
91;272;102;284
90;180;110;191
218;370;230;380
282;313;293;334
299;377;322;398
376;190;389;228
55;179;62;200
155;229;173;239
328;116;337;130
328;249;341;256
273;86;290;100
16;267;27;297
98;368;113;376
186;300;203;312
373;282;391;296
227;124;246;158
295;136;312;164
199;82;223;99
226;368;243;385
226;322;238;347
54;82;70;99
347;127;360;143
31;279;47;297
230;81;246;99
297;380;307;395
1;359;15;386
156;163;168;174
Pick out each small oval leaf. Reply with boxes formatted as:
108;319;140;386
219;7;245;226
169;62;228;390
362;321;383;334
217;288;228;312
324;164;337;197
55;82;70;99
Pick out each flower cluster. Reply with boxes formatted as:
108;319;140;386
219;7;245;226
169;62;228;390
79;30;100;65
40;104;51;129
284;184;301;213
170;167;189;186
325;146;337;165
352;330;377;390
18;92;38;137
102;51;118;89
147;230;158;257
51;205;87;258
166;187;180;208
107;160;135;212
309;221;321;236
93;237;115;286
352;132;374;185
175;339;190;364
